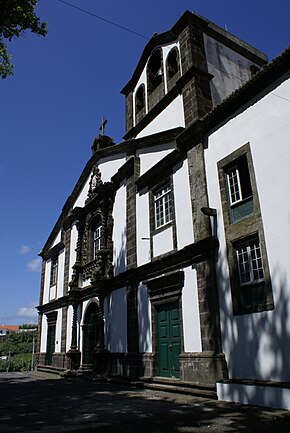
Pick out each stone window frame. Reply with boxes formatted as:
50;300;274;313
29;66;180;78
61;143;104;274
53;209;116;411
45;311;58;364
217;143;274;315
153;181;173;230
228;231;274;315
50;256;58;287
149;175;177;253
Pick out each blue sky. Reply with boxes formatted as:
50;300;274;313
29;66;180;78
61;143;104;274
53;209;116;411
1;0;289;325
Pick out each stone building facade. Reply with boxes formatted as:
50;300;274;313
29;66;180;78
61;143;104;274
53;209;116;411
37;11;290;409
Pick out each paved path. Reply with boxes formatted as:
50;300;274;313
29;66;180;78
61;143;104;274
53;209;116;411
1;372;290;432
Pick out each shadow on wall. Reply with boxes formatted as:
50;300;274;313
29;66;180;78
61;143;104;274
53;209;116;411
114;229;126;275
217;246;290;407
138;282;151;353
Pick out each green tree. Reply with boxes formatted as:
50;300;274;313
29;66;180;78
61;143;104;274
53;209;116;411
0;0;47;79
0;330;37;355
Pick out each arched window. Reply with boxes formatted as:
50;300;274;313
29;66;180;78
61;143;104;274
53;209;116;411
135;84;145;114
147;48;163;94
166;48;180;90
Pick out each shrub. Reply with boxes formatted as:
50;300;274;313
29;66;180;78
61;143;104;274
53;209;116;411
0;353;32;372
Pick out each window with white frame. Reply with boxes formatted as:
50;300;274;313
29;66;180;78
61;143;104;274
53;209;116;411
235;236;264;286
93;223;102;258
50;257;58;286
153;182;173;229
226;154;252;206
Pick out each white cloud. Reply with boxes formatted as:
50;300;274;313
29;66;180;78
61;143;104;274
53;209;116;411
19;245;31;254
26;257;42;272
16;302;38;321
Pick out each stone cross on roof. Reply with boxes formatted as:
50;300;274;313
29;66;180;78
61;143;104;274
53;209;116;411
99;117;108;135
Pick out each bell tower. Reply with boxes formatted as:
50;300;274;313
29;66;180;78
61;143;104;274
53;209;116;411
121;11;267;141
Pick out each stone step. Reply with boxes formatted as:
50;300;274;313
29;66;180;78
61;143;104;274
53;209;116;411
107;376;217;399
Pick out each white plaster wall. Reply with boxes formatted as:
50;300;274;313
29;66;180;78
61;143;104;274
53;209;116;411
69;223;78;282
51;230;61;248
137;143;174;176
173;159;194;249
133;68;148;126
99;154;126;182
182;266;202;352
49;284;56;301
204;34;256;106
205;75;290;381
113;180;126;276
73;176;90;208
57;248;65;298
66;305;73;352
136;96;185;139
136;191;150;266
106;288;127;353
138;282;152;352
73;154;126;209
40;314;48;352
153;226;173;257
217;382;290;411
40;310;62;353
43;261;51;304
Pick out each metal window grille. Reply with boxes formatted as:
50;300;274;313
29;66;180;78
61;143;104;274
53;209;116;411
154;184;172;229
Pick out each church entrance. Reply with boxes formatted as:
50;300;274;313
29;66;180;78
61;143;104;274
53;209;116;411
157;303;181;378
46;324;55;366
82;303;100;367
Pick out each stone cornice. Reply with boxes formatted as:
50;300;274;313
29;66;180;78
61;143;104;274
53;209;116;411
111;156;134;187
39;241;65;260
38;237;218;310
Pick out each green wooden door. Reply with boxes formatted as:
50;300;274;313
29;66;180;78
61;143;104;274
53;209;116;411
157;303;181;378
46;324;55;366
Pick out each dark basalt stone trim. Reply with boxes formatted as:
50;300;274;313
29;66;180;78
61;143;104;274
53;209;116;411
111;156;134;187
144;270;184;301
217;378;290;389
37;296;68;314
37;237;218;312
136;149;184;191
121;10;267;95
123;65;212;141
46;311;58;324
108;236;218;292
40;241;65;260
